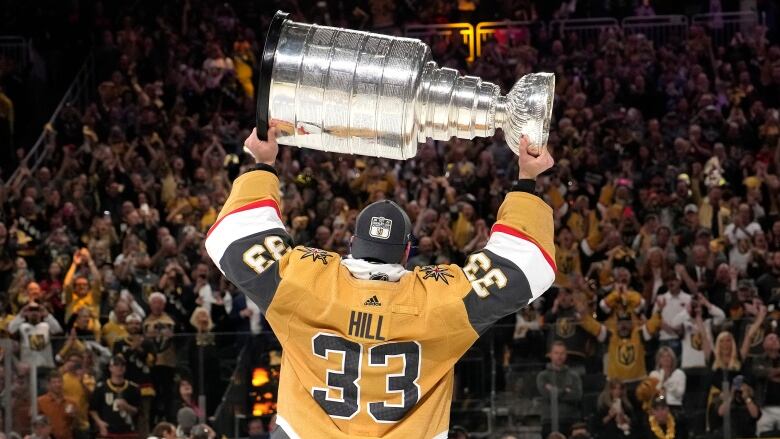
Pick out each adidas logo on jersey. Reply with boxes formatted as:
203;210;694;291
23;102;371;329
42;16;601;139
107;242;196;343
363;295;382;307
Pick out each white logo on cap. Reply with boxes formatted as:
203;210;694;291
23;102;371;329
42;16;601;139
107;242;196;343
369;217;393;239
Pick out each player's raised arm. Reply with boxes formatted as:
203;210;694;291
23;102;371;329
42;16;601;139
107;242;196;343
205;126;293;313
460;136;556;335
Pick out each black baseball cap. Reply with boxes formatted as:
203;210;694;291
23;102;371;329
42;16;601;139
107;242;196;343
351;200;412;264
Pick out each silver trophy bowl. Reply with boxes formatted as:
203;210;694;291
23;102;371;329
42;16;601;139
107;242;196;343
256;11;554;160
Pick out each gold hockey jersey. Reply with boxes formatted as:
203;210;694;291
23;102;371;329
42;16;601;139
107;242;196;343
205;169;555;438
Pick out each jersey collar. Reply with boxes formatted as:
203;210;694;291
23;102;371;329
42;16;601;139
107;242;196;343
341;255;408;282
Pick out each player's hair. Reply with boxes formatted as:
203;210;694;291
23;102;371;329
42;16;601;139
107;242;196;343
550;340;567;351
149;291;167;303
655;346;678;371
597;378;633;413
713;331;741;371
47;370;63;381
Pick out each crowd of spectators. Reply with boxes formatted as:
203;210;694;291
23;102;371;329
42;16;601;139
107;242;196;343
1;0;780;438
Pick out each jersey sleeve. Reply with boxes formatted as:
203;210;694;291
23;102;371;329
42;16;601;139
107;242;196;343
204;169;293;313
579;312;606;340
643;311;662;339
460;191;556;335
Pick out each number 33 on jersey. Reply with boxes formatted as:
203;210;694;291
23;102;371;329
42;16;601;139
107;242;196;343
206;169;555;438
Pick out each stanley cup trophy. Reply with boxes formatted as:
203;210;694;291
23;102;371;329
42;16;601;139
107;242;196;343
256;11;554;160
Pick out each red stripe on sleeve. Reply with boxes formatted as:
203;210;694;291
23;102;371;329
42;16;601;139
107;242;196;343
490;223;557;272
206;199;282;238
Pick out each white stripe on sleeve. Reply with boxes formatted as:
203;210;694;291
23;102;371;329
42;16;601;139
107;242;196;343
274;415;303;439
484;231;555;301
205;206;285;271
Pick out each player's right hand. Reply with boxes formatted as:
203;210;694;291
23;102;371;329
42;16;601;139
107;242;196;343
517;135;553;180
244;123;278;166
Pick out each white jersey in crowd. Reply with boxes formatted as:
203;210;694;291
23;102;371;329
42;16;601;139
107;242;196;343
648;368;687;406
7;314;63;368
654;291;692;340
672;305;726;369
724;222;762;246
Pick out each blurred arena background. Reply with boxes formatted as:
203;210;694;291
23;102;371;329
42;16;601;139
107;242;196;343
1;0;779;438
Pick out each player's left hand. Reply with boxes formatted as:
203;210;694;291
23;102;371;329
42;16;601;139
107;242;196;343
244;124;278;166
517;134;553;179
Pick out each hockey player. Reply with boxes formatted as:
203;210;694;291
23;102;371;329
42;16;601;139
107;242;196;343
205;124;555;438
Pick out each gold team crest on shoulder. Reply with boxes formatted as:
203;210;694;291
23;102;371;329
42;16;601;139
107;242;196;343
298;247;333;265
421;265;454;284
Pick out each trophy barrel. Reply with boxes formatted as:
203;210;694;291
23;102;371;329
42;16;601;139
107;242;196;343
257;11;430;160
